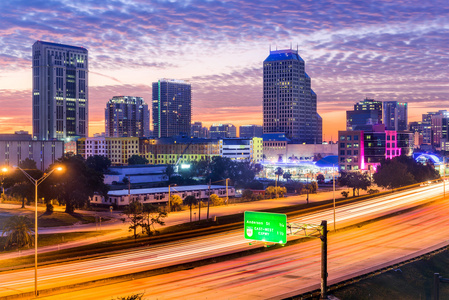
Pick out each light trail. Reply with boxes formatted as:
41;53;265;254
0;183;446;298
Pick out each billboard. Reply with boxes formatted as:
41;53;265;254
244;211;287;244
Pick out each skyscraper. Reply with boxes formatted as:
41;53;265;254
32;41;88;140
263;49;322;144
383;101;408;131
152;79;191;138
105;96;150;138
346;98;383;131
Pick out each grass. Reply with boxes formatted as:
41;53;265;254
0;230;118;268
331;250;449;300
0;210;106;228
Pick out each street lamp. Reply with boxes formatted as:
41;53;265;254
16;165;63;297
332;164;336;232
1;166;9;198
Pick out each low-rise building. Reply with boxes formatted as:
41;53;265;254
338;127;414;172
91;185;235;207
219;137;263;162
0;133;64;171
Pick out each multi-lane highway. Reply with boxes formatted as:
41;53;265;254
0;183;447;299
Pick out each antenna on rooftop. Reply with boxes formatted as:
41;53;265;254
297;44;299;52
290;42;292;49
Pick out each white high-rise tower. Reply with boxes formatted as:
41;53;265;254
32;41;88;140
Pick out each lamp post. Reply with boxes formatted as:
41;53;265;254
16;166;63;297
0;166;8;199
332;164;336;232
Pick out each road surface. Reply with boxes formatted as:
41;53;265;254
0;183;446;299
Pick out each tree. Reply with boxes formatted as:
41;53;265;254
316;174;325;184
209;194;223;206
121;200;144;240
86;155;111;173
2;215;34;249
3;164;43;208
141;204;167;236
127;155;149;165
275;167;284;181
265;186;276;198
206;157;256;189
169;194;183;211
19;158;38;170
183;195;198;222
242;189;254;200
283;172;292;181
43;155;109;213
373;155;439;189
373;160;415;189
165;165;175;182
339;172;371;196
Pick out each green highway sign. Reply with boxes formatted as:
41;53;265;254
244;211;287;244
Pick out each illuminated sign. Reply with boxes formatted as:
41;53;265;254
244;211;287;244
180;163;191;169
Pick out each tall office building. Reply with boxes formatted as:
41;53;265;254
383;101;408;131
152;79;191;138
346;98;383;131
263;49;322;144
32;41;88;140
105;96;150;138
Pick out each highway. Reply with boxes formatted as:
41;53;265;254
0;183;447;299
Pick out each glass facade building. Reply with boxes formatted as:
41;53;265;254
152;79;191;138
383;101;408;131
263;49;322;144
32;41;88;140
105;96;150;138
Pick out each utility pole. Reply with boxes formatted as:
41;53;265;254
207;179;211;219
127;175;131;204
320;220;328;300
226;178;229;205
168;185;171;213
306;172;309;204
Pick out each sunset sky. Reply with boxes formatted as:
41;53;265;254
1;0;448;141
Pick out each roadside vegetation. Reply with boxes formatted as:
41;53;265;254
333;250;449;300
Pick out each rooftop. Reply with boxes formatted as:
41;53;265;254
34;40;87;52
264;49;304;63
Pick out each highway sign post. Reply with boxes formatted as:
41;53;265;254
244;211;287;244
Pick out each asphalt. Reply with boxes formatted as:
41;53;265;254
0;185;371;261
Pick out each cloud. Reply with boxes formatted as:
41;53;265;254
1;0;449;139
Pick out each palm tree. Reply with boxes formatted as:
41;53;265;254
183;195;198;222
275;167;284;181
2;215;34;249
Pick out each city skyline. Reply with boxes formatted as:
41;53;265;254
1;0;448;140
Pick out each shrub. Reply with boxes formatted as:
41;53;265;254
210;194;223;206
341;191;349;198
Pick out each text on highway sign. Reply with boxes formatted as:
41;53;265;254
244;211;287;244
